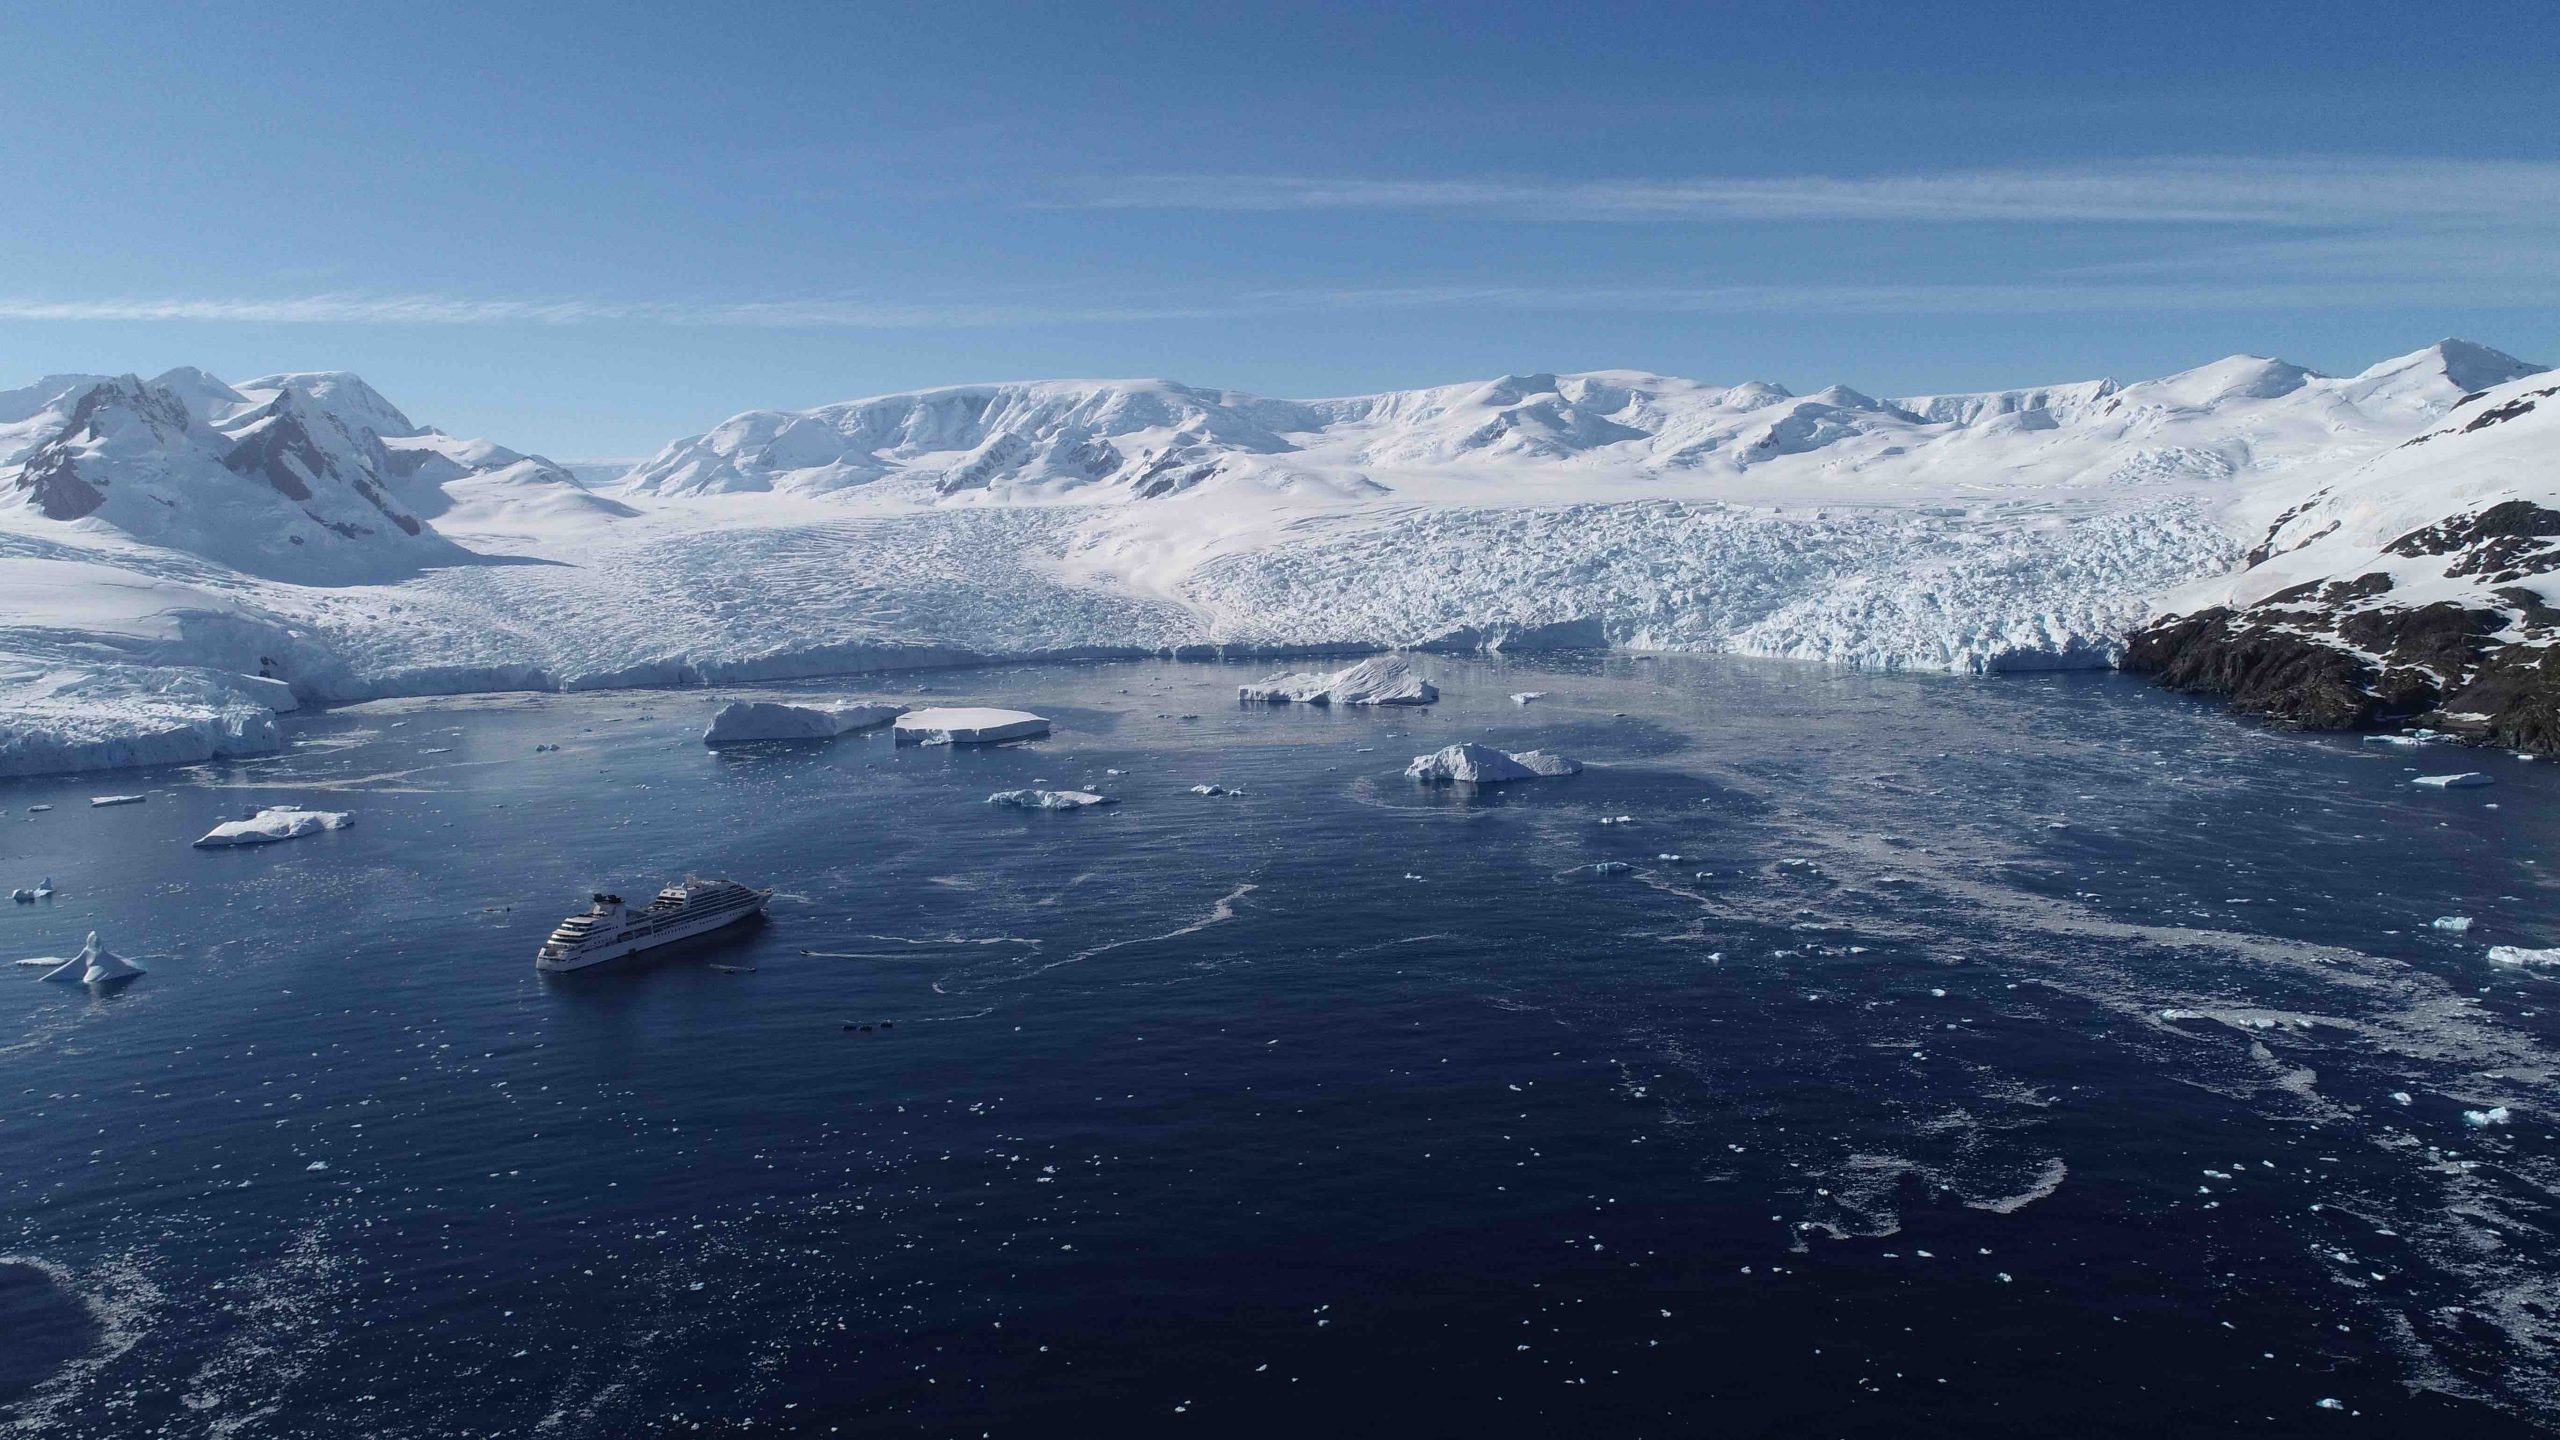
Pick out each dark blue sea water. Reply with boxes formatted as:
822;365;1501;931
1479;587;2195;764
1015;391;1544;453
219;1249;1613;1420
3;655;2557;1438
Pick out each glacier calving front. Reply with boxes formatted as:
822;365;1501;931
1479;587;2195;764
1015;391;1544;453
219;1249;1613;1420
0;341;2543;777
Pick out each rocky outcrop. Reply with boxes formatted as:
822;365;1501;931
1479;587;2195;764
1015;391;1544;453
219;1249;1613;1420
2125;367;2560;749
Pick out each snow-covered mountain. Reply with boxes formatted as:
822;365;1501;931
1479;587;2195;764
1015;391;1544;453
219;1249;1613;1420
2130;364;2560;745
0;340;2548;777
0;368;621;581
622;340;2540;508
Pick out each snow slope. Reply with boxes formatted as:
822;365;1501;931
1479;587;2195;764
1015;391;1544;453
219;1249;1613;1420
0;341;2542;777
2130;366;2560;744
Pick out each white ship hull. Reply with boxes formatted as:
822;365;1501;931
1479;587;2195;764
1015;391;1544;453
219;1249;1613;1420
537;880;770;972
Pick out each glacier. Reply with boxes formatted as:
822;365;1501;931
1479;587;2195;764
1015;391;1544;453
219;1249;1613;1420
0;341;2546;779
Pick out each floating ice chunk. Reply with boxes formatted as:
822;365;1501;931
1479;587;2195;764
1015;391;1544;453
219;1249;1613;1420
1403;742;1582;784
27;804;50;813
1586;861;1632;876
194;805;355;848
2487;945;2560;970
895;707;1051;745
1238;655;1437;707
702;699;901;745
986;789;1115;811
2463;1105;2512;1128
1510;692;1545;706
1189;783;1240;796
2315;1398;2344;1411
2432;916;2474;932
2389;1091;2413;1106
89;794;146;807
38;933;142;985
2412;773;2492;789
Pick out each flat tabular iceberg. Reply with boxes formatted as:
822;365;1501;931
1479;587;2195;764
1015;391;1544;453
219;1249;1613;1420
702;699;902;746
194;805;355;848
2413;773;2493;788
2488;945;2560;970
986;789;1114;810
895;707;1051;744
1238;655;1438;707
1404;742;1582;784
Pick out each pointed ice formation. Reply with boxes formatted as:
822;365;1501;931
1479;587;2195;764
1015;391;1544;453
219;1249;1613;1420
39;932;142;984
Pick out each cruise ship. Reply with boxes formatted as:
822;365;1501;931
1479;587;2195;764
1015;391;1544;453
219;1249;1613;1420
536;876;772;972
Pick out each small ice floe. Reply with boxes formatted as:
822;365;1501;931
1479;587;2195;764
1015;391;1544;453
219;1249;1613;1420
1598;814;1634;826
1189;784;1240;796
194;805;354;848
90;794;146;807
895;707;1052;745
2433;916;2474;932
986;790;1116;811
1238;655;1437;707
1404;742;1580;784
2487;945;2560;970
533;743;561;752
703;700;902;746
2463;1106;2512;1128
1586;861;1632;876
27;804;50;813
1511;692;1545;706
2389;1091;2413;1106
37;933;142;986
2316;1398;2345;1411
2412;773;2492;789
8;877;52;903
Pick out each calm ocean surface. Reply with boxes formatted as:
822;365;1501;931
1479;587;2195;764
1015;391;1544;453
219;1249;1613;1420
3;655;2555;1437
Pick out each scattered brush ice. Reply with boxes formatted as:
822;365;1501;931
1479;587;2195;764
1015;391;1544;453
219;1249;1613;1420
2464;1106;2513;1128
193;804;355;848
1238;655;1437;706
986;789;1115;811
1403;742;1582;784
1511;692;1545;705
2486;945;2560;970
2412;773;2492;789
37;932;141;984
895;707;1051;745
2433;916;2475;932
90;794;146;807
702;699;901;745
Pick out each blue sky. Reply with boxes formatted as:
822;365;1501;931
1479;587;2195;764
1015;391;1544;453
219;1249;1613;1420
2;1;2553;457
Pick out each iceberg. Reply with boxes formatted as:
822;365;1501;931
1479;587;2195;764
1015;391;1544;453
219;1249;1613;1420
894;707;1051;745
1238;655;1438;707
2487;944;2560;969
1189;783;1239;796
2433;916;2474;932
1510;692;1545;705
2465;1105;2513;1127
1404;742;1583;784
986;789;1115;810
90;795;146;807
37;932;142;985
194;805;355;848
2413;773;2493;788
702;699;902;746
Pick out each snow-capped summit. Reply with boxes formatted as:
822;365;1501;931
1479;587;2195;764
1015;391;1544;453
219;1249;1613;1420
0;367;623;580
632;341;2543;510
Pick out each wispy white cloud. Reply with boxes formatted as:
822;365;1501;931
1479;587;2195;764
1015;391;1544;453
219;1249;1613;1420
1048;157;2560;227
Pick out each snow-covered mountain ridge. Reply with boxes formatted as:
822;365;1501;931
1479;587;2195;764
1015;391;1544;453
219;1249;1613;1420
625;340;2538;507
0;341;2546;777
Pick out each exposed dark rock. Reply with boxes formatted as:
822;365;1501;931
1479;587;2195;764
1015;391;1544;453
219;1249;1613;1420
2120;609;2383;730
